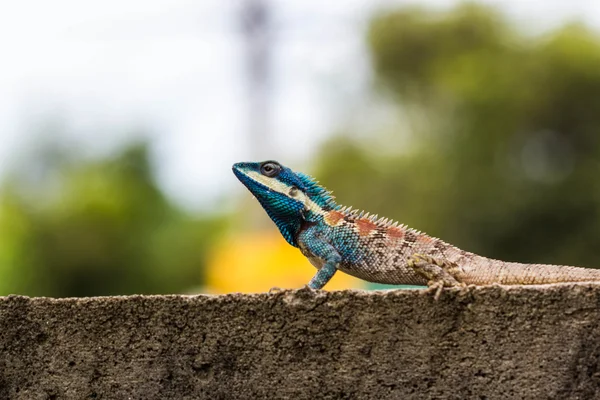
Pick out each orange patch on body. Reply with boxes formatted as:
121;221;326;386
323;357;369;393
386;226;405;240
324;210;345;226
355;218;378;236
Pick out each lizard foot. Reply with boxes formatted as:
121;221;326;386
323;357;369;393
408;254;465;300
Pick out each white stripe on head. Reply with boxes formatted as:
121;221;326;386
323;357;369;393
243;170;325;215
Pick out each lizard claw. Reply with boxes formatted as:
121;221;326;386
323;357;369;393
427;281;444;301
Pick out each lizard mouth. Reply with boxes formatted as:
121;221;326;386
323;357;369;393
232;164;271;197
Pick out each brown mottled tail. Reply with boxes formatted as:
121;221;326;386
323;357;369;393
459;256;600;285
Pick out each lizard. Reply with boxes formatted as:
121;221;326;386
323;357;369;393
232;160;600;296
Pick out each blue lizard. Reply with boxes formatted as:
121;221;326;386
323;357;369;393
233;160;600;292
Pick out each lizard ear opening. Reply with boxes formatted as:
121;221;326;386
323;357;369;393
289;186;310;209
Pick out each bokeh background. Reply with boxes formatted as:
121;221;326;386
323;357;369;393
2;1;600;296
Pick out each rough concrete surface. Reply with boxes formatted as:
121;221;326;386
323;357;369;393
1;285;600;399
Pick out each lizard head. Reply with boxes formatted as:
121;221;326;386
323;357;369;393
232;160;336;246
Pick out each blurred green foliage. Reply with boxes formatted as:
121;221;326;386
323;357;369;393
0;140;226;297
314;4;600;268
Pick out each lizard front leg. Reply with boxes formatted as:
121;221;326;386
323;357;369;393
298;229;342;290
306;242;341;289
308;257;340;289
408;254;465;299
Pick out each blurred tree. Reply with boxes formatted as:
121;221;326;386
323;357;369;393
0;139;226;296
313;4;600;273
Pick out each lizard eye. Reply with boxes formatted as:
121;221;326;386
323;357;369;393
289;186;299;197
260;161;281;177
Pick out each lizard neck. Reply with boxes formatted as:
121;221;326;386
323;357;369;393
303;208;325;223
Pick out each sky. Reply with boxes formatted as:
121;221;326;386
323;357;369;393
0;0;599;211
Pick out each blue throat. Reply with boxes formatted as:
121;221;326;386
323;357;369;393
255;194;304;247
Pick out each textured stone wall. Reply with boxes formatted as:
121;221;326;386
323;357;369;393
1;284;600;399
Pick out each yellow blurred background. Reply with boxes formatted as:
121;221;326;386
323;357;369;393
206;232;362;293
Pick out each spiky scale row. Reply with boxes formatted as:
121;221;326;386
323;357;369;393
296;172;337;209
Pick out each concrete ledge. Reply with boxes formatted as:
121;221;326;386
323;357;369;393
1;285;600;399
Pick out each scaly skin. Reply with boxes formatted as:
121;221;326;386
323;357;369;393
233;160;600;293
